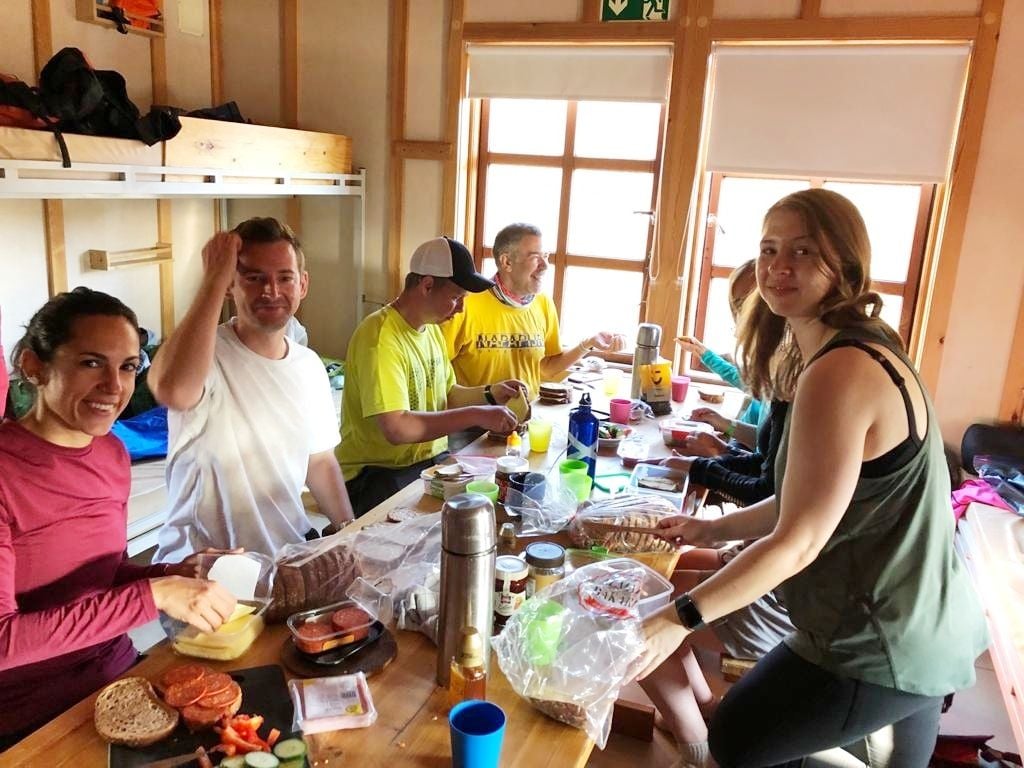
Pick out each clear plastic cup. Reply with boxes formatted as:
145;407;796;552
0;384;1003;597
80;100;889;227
528;417;553;453
603;368;623;396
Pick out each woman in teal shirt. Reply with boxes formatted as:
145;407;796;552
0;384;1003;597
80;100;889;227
639;189;987;768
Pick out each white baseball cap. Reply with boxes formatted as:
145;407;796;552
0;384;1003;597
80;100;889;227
409;237;494;293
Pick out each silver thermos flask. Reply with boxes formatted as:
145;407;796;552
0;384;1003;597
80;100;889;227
630;322;663;399
436;493;496;687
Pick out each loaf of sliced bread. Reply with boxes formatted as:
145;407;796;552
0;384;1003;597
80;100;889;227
94;677;179;747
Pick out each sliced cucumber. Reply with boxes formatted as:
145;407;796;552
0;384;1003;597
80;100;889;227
272;738;308;761
243;753;280;768
219;758;246;768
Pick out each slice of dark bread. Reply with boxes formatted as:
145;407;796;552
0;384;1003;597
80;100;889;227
94;677;179;747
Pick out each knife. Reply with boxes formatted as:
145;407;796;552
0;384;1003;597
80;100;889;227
137;746;211;768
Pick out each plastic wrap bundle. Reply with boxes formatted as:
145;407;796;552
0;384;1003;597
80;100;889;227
492;559;654;749
351;513;443;641
503;483;578;536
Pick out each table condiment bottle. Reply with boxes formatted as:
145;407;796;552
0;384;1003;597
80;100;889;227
505;430;523;457
448;626;487;709
498;522;517;556
437;493;496;687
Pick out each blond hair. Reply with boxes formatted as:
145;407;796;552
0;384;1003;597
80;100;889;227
737;189;901;400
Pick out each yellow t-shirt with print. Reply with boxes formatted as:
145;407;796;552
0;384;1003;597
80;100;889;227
337;305;455;480
441;290;562;401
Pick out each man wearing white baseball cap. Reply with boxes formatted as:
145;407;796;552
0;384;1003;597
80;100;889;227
337;236;524;517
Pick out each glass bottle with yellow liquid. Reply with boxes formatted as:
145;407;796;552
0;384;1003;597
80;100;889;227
448;626;487;709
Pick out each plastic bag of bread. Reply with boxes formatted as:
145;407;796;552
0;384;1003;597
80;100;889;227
569;493;682;554
492;559;652;749
568;494;685;578
267;531;358;622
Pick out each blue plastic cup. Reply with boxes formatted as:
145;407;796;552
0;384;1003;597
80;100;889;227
449;699;506;768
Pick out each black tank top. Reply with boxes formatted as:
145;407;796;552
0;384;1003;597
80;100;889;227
821;339;922;478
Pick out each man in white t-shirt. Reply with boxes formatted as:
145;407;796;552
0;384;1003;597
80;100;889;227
150;218;354;561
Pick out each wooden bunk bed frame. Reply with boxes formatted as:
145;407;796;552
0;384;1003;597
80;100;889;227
0;117;366;555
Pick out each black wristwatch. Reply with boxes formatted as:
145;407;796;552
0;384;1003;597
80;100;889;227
484;384;497;405
674;592;706;631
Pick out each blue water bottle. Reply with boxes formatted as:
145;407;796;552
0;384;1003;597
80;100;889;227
567;392;600;480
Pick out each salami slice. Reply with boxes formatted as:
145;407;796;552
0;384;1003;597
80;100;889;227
197;681;241;709
331;606;371;641
164;678;208;708
200;672;233;697
160;663;209;690
294;621;336;654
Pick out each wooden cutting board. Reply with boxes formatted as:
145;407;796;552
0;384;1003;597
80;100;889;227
109;664;297;767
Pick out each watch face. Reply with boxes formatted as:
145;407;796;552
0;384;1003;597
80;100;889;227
676;594;704;630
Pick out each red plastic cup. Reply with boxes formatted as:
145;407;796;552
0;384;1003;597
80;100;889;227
609;398;632;425
671;375;691;403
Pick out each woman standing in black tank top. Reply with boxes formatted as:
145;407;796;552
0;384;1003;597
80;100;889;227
635;189;987;768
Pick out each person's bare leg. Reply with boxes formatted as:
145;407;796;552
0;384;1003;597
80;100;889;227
639;644;710;746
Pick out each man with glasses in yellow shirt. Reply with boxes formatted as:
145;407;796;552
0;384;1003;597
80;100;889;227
442;223;626;401
338;236;524;517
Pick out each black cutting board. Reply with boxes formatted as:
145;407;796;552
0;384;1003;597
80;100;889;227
109;664;298;768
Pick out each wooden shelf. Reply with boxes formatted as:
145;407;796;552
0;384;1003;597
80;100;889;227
88;243;171;270
75;0;165;38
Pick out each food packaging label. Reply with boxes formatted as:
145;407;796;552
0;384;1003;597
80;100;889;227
640;362;672;408
208;554;261;600
302;676;364;717
577;569;644;620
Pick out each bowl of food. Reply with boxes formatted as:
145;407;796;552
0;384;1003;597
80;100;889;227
598;421;633;451
659;419;714;448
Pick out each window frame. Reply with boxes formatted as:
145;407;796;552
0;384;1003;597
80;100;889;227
472;98;667;364
689;172;935;374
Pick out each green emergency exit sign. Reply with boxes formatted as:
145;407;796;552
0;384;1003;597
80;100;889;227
601;0;669;21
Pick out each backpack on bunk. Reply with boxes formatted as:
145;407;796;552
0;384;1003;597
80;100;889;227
0;73;52;130
35;48;181;166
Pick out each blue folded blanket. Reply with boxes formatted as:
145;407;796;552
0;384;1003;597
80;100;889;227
111;406;168;461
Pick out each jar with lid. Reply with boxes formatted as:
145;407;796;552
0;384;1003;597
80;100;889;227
524;541;566;598
494;456;529;504
493;555;528;633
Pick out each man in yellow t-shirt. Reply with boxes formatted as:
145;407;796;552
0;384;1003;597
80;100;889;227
338;236;525;517
442;223;626;400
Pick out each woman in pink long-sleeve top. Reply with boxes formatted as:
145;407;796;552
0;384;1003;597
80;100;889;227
0;288;236;747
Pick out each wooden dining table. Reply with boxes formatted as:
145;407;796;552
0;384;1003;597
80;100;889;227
2;379;739;768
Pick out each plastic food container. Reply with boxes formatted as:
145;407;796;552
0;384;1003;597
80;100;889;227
289;672;378;733
164;552;275;660
616;436;650;468
659;419;713;448
563;553;673;618
629;463;690;509
287;599;377;657
169;599;270;660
